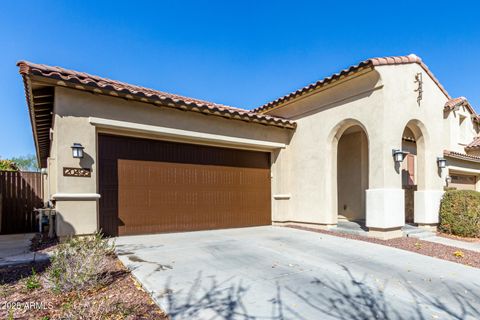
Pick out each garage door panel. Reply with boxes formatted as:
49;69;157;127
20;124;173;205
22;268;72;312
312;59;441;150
99;134;271;236
117;159;270;235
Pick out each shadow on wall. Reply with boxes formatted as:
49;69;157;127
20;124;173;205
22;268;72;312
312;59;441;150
55;213;76;237
159;267;480;320
79;152;95;170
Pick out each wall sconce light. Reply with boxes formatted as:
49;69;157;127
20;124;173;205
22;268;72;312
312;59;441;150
71;143;84;159
392;149;407;163
437;157;447;169
445;175;452;186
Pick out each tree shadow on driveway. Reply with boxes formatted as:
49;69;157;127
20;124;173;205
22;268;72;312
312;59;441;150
157;266;480;320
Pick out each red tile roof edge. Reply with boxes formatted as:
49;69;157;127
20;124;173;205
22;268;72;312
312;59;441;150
17;61;296;129
444;150;480;163
254;54;450;114
444;96;479;118
465;137;480;150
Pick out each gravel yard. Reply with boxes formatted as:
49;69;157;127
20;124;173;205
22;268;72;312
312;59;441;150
288;225;480;268
0;234;167;319
0;256;166;319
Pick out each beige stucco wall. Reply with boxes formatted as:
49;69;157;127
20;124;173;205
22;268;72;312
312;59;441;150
266;63;453;229
444;105;479;154
378;64;451;225
267;69;386;225
376;64;447;191
55;200;97;237
49;87;292;235
46;61;480;236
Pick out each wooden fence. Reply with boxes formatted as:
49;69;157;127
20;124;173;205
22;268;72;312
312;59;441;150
0;171;44;234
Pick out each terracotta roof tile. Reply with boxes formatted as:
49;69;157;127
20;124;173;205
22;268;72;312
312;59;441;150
465;137;480;150
444;97;479;122
445;96;468;110
444;150;480;163
17;61;296;129
444;96;476;113
254;54;450;113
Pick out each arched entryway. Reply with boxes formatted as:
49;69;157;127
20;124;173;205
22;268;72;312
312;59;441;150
401;127;417;223
336;125;369;223
401;120;426;224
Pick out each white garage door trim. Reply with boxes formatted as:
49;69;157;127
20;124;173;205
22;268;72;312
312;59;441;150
89;117;286;150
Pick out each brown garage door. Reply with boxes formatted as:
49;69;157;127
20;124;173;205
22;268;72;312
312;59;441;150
98;134;271;236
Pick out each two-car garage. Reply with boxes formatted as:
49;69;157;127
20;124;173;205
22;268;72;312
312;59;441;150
98;134;272;236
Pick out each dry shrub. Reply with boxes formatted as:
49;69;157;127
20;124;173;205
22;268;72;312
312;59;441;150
439;190;480;238
44;232;115;293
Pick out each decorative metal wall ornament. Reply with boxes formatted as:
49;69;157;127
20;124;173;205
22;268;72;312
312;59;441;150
414;72;423;105
63;167;91;177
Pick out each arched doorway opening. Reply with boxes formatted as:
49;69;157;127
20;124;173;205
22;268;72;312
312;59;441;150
402;127;417;224
337;125;369;223
401;121;426;224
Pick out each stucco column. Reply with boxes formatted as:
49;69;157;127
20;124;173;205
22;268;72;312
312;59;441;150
366;189;405;229
414;191;444;225
365;135;405;234
52;97;100;237
414;142;444;226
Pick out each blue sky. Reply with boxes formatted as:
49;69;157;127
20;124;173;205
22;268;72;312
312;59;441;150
0;1;479;159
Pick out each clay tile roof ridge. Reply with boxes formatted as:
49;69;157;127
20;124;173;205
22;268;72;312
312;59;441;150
16;60;247;112
254;53;450;113
445;96;467;108
465;136;480;150
444;149;480;161
444;96;479;118
17;60;296;129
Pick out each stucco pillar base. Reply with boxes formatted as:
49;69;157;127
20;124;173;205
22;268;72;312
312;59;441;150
416;223;438;232
367;228;403;240
272;221;336;231
366;189;404;229
414;190;444;225
55;200;98;237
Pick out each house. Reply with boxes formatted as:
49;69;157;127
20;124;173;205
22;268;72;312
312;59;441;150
17;54;480;239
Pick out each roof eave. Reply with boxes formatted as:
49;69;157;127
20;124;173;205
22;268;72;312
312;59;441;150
444;150;480;163
19;73;43;168
255;64;374;114
255;54;452;114
18;61;296;130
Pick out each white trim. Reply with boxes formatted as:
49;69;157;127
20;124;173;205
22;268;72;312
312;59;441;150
89;117;286;150
448;166;480;175
273;194;291;200
52;193;101;201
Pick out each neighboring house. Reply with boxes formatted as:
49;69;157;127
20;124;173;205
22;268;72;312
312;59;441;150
17;54;480;239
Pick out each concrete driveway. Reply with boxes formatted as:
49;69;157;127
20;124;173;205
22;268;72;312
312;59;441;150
115;226;480;320
0;233;50;266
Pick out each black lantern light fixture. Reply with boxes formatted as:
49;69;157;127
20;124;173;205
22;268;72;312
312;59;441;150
392;149;407;164
437;157;447;169
71;143;84;159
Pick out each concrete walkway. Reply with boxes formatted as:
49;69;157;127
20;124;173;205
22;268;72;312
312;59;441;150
0;233;50;267
332;221;480;253
401;224;480;252
115;226;480;320
424;235;480;253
